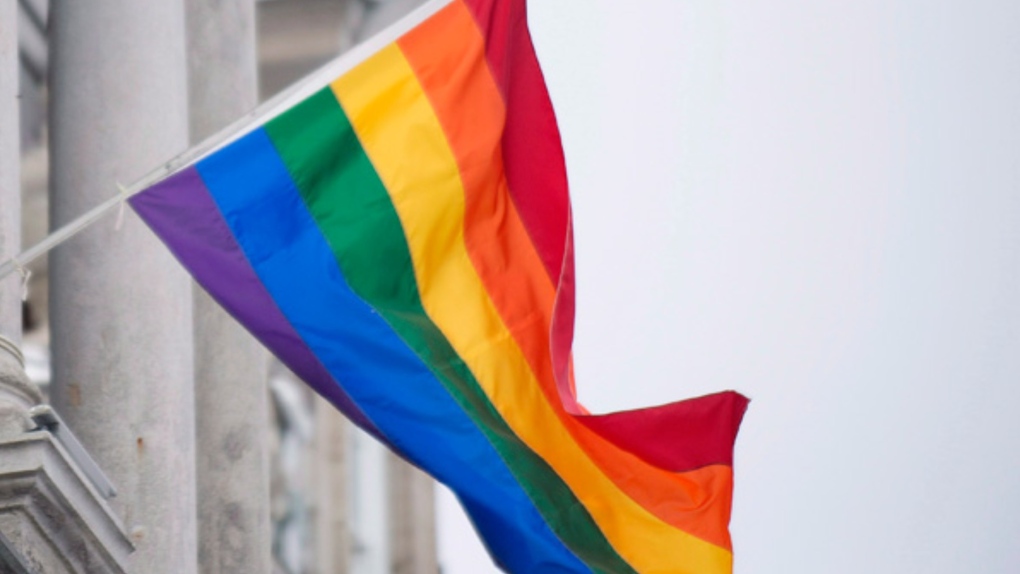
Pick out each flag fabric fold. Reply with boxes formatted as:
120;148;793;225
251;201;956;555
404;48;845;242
131;0;749;571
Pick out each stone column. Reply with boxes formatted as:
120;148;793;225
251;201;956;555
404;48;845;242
349;425;391;574
354;0;429;42
48;2;197;572
0;0;41;439
388;454;437;574
312;396;351;573
185;1;272;572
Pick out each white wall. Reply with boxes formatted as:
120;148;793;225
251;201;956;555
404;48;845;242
439;1;1020;572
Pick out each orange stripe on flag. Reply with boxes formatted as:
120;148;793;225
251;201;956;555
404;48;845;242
398;0;736;551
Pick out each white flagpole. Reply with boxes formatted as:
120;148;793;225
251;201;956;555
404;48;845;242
0;0;453;281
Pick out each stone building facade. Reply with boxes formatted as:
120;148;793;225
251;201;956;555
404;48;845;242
0;1;436;572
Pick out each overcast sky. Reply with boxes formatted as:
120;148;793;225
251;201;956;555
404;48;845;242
438;1;1020;572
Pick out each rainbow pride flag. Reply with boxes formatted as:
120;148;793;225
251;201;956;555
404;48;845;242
132;0;748;571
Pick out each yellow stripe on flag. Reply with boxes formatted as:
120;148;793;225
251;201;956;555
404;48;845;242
331;43;731;573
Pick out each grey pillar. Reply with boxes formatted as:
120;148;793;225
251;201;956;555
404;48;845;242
185;1;272;572
48;2;197;573
0;0;40;438
312;397;351;573
354;0;429;43
388;454;437;574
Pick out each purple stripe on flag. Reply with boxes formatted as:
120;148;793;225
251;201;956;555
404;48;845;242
130;167;385;440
